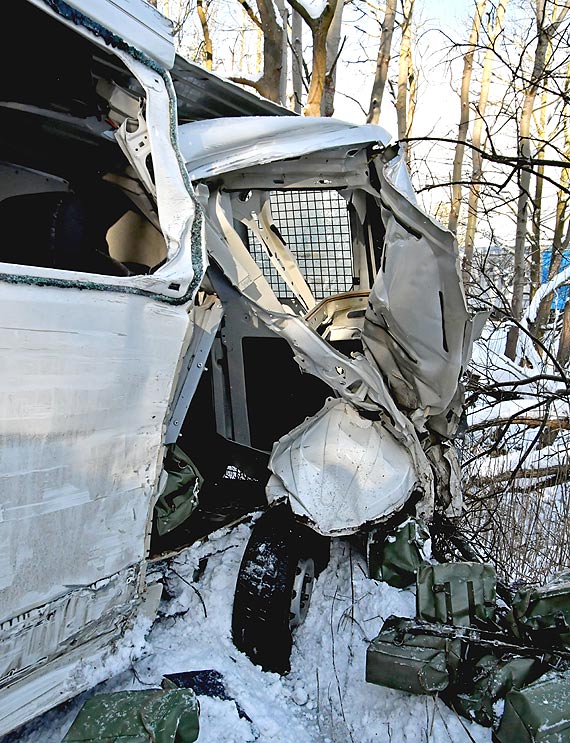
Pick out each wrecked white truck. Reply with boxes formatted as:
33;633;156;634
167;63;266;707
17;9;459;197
0;0;480;737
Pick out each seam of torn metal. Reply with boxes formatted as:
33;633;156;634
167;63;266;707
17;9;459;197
0;271;196;304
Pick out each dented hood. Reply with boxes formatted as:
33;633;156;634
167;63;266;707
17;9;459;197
178;116;392;181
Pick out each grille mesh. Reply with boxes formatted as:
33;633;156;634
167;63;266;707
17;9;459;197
247;190;353;301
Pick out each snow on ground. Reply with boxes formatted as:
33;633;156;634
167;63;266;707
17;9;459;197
4;520;490;743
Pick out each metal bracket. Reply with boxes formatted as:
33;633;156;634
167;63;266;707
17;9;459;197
165;296;224;444
115;109;157;198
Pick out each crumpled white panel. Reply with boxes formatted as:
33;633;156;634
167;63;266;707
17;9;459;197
267;399;419;536
178;116;391;181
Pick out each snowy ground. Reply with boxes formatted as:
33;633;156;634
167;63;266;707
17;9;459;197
3;519;491;743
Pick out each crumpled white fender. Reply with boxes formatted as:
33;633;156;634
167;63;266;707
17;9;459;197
266;399;420;536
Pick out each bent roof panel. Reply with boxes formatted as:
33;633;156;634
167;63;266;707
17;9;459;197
172;57;293;121
178;117;392;180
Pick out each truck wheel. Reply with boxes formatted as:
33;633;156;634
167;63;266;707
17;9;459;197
231;504;326;674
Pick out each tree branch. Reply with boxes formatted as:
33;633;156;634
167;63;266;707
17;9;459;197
235;0;263;29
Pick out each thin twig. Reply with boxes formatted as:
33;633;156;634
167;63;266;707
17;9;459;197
171;568;208;618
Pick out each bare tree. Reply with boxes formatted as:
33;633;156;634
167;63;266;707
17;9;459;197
196;0;213;70
558;298;570;365
505;0;570;360
290;9;304;112
230;0;286;102
367;0;397;124
287;0;340;115
321;0;345;116
463;0;509;278
395;0;415;164
448;0;487;234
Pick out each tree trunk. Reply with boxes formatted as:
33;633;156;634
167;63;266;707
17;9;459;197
367;0;397;124
530;184;569;339
274;0;289;105
448;0;486;234
305;20;330;115
291;9;303;112
197;0;213;71
529;67;570;340
396;0;414;164
287;0;338;117
530;92;547;299
557;298;570;367
463;0;508;280
505;0;569;360
321;0;344;116
231;0;283;102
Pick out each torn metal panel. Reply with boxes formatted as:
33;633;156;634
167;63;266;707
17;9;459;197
267;399;419;536
178;117;391;181
113;51;206;300
361;154;484;435
0;567;139;685
0;584;162;737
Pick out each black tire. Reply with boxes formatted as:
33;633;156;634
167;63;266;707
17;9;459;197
231;504;329;674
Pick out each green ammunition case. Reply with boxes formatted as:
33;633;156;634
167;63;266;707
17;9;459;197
495;673;570;742
367;517;430;588
416;562;497;627
62;688;200;743
514;572;570;647
366;616;462;695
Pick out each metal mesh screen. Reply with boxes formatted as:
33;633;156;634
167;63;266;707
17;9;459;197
247;190;353;301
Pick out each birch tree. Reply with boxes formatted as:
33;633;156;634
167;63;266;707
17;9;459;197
366;0;397;124
463;0;509;277
448;0;487;234
395;0;415;164
505;0;570;360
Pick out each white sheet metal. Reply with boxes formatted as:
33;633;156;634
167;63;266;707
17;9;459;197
267;399;419;536
362;158;483;434
0;281;191;688
178;116;391;181
0;3;201;736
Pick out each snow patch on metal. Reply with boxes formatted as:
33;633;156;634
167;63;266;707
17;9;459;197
267;399;419;536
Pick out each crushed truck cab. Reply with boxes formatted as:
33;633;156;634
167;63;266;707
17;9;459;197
0;0;480;735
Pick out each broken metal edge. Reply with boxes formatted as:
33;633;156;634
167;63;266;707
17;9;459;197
0;583;162;738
